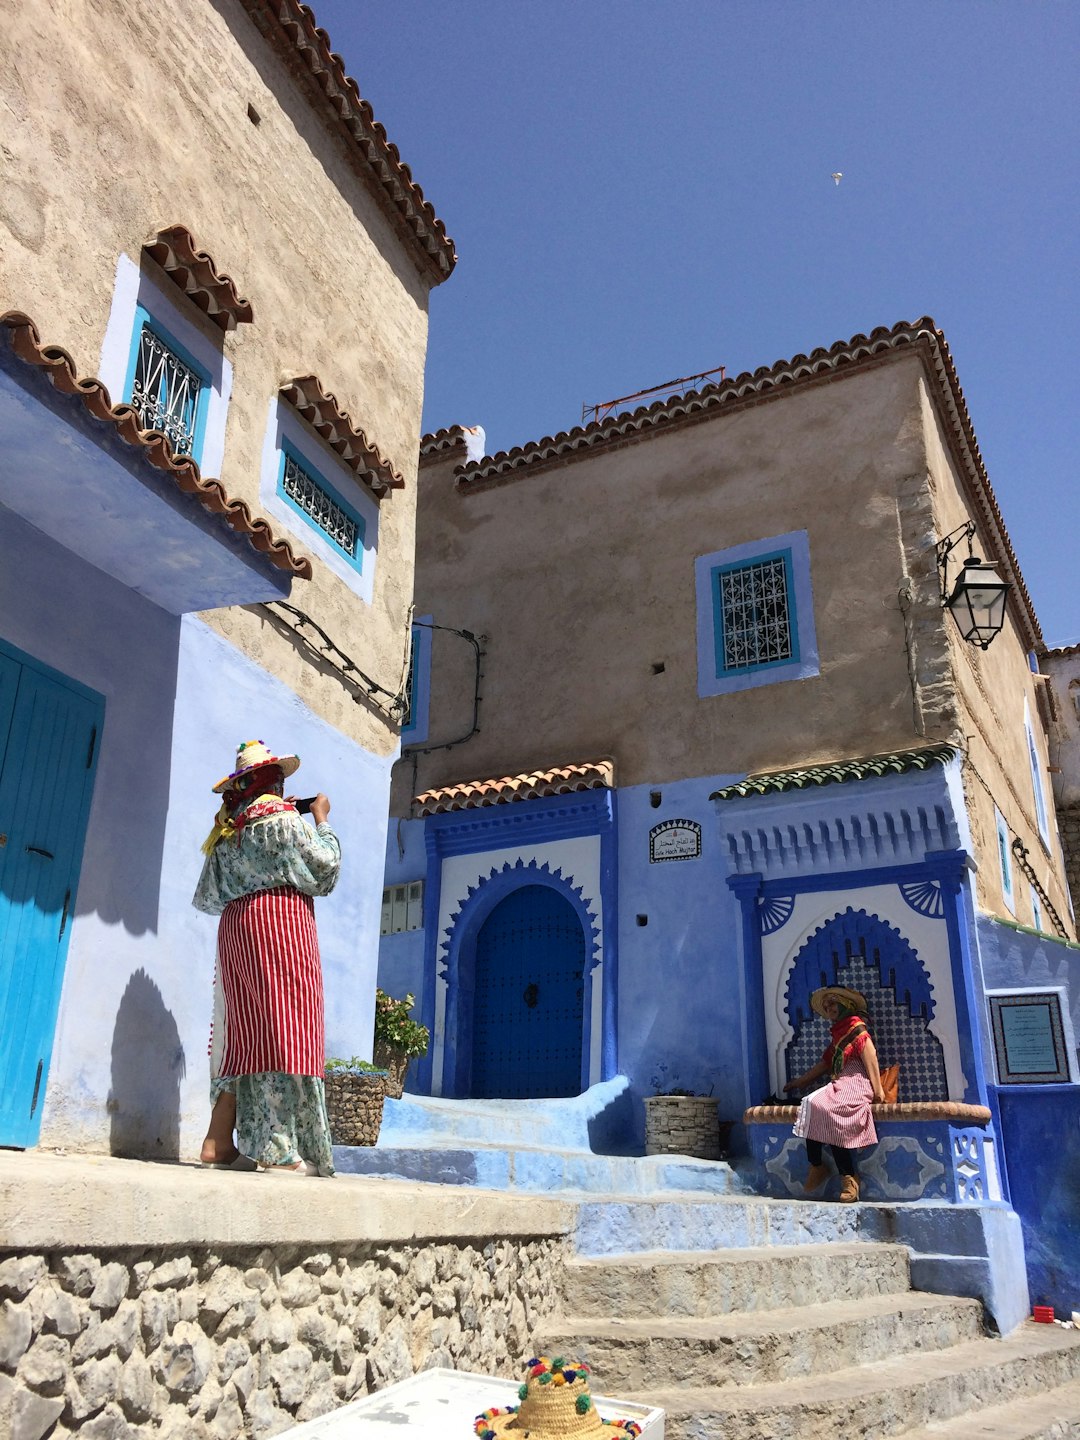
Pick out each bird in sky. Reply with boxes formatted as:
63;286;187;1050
831;172;843;186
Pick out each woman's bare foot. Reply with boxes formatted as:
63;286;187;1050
199;1139;241;1166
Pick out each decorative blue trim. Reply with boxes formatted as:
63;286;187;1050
440;859;601;1097
122;304;211;464
937;852;991;1107
695;529;820;698
783;906;938;1028
400;615;432;745
900;879;946;919
276;438;366;572
729;873;769;1106
758;894;795;935
1024;708;1051;847
757;851;973;899
428;788;613;857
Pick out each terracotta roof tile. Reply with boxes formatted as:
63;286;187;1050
280;375;404;496
419;426;468;464
1;311;312;580
1042;642;1080;658
451;318;1041;650
238;0;455;284
143;226;253;331
710;744;957;801
414;758;615;816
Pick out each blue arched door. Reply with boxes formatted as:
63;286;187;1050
471;884;586;1099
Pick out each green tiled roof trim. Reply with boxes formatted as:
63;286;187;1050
710;745;957;801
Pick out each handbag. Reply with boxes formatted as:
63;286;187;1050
879;1063;900;1105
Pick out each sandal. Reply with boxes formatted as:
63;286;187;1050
260;1160;319;1177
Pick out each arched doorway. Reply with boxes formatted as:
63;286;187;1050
471;884;586;1099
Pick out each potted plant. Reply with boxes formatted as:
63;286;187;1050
372;989;430;1099
643;1066;729;1161
324;1057;389;1146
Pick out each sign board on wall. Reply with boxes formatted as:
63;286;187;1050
988;991;1070;1084
649;819;701;863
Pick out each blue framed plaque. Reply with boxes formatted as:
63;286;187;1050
988;992;1070;1084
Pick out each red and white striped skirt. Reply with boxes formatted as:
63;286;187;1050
212;887;325;1078
793;1058;877;1149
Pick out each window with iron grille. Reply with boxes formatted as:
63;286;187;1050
712;550;797;674
127;315;208;459
278;442;365;569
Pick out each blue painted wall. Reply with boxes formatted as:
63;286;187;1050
378;813;429;1065
616;775;744;1147
995;1086;1080;1316
975;914;1080;1052
0;508;392;1158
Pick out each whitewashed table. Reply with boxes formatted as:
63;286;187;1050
287;1367;665;1437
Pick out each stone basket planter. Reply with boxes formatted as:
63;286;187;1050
644;1094;726;1161
373;1040;412;1099
324;1070;388;1146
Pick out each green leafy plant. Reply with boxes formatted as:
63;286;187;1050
373;989;430;1059
325;1056;388;1076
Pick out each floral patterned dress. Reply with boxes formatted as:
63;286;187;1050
193;799;340;1174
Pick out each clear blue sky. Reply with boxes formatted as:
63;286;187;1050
318;1;1079;644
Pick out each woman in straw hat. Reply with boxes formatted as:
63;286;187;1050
194;740;340;1176
783;984;886;1203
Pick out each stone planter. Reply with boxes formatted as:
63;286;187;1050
324;1070;388;1146
373;1040;413;1099
644;1094;725;1161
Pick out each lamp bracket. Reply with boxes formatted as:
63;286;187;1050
935;521;978;604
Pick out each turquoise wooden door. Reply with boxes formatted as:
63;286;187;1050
0;642;103;1147
472;885;586;1099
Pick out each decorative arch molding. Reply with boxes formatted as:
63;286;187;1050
438;858;603;1099
782;906;948;1103
439;857;602;982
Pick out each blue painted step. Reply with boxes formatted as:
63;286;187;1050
333;1143;748;1196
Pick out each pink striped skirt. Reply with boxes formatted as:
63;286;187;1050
214;887;325;1078
793;1059;877;1149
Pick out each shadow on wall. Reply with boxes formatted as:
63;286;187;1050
109;968;186;1159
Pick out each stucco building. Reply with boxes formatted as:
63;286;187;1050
381;320;1079;1296
0;0;453;1157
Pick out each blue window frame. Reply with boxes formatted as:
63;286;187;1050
1024;708;1051;846
123;304;211;462
276;440;366;572
995;807;1015;915
401;616;432;745
712;548;798;675
695;530;819;697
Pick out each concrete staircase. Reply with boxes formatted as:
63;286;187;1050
538;1240;1080;1439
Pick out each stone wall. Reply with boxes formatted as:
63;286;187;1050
1058;804;1080;922
0;1235;565;1439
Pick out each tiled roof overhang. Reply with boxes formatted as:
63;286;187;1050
280;376;404;496
419;426;468;466
1;311;312;580
415;759;615;816
1041;642;1080;658
451;318;1041;650
710;745;957;801
236;0;456;285
144;226;253;331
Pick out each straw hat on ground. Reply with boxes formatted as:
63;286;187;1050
810;985;868;1019
212;739;300;794
474;1357;641;1439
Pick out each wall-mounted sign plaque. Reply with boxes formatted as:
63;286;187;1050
988;991;1070;1084
649;819;702;863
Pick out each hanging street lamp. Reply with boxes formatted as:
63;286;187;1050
935;522;1012;651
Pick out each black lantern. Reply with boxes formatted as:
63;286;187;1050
936;523;1011;650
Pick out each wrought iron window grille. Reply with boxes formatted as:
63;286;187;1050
281;453;359;558
719;557;793;671
130;322;202;456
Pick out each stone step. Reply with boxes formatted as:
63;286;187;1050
538;1291;985;1390
561;1242;912;1317
898;1373;1080;1439
574;1194;866;1255
630;1324;1080;1440
378;1077;633;1151
333;1144;747;1196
